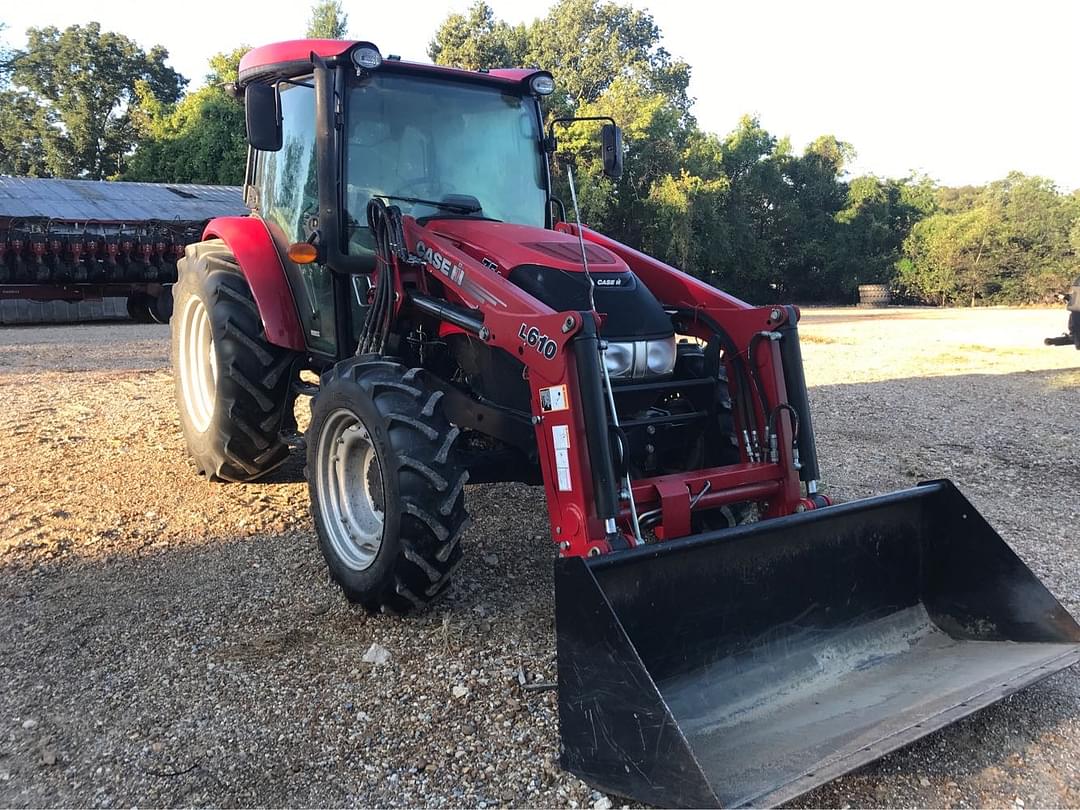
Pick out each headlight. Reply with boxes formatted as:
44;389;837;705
603;338;675;379
603;342;634;378
645;336;677;376
529;73;555;95
352;45;383;70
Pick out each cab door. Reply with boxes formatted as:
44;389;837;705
250;81;338;357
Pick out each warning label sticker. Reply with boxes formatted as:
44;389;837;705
539;384;569;413
552;424;572;491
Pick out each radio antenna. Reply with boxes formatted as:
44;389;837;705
564;162;596;313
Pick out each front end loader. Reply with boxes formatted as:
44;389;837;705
169;39;1080;807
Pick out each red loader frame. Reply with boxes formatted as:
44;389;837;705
388;216;808;557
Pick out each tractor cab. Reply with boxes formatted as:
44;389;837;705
239;41;557;357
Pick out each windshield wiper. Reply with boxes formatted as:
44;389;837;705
375;194;482;215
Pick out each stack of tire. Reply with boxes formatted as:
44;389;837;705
857;284;891;308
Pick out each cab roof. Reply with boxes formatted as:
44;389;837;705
238;40;541;90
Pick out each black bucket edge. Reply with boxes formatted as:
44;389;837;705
753;644;1080;807
584;479;951;574
556;553;721;807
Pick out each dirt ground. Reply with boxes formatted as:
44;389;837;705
0;307;1077;808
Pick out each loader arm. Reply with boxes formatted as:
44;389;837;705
563;223;812;521
400;217;813;555
403;217;621;555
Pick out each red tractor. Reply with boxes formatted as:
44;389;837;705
171;40;1080;808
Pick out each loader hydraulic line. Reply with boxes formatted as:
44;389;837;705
570;318;625;546
775;304;820;484
673;309;768;462
407;291;485;336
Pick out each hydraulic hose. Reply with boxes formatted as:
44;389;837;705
358;198;404;356
678;309;766;460
747;331;776;419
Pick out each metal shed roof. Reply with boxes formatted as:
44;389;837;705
0;177;246;222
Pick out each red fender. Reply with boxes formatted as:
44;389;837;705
202;217;306;351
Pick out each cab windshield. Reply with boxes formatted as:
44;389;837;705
345;73;547;255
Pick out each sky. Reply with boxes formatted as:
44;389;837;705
2;0;1078;190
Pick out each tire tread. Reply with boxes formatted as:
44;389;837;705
170;244;298;482
309;359;469;613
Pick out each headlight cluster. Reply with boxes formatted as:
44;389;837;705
603;336;676;379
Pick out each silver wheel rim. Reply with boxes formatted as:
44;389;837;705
178;295;217;433
316;408;385;571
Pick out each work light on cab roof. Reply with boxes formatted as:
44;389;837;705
351;43;382;71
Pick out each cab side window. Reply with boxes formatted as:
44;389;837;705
258;83;318;242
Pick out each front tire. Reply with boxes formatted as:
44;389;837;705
171;240;299;482
308;358;469;613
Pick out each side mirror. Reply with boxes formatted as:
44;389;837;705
245;83;282;152
601;123;623;180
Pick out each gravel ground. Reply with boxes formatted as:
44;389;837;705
0;308;1077;808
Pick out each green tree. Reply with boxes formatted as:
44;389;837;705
429;0;690;115
0;90;52;175
0;22;10;75
834;174;935;296
898;207;996;306
428;2;527;71
205;46;246;86
125;47;248;185
524;0;691;114
9;23;186;179
986;173;1077;302
306;1;349;39
897;173;1078;305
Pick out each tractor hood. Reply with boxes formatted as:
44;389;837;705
419;218;674;343
418;219;631;277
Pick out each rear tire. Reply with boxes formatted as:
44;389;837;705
126;294;153;323
171;240;300;482
152;286;174;324
308;358;469;613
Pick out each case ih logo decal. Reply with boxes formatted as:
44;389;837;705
595;277;622;286
414;239;507;309
519;323;558;359
415;240;464;285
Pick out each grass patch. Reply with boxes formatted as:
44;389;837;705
1045;368;1080;390
800;333;841;345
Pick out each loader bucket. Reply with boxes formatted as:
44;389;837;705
555;480;1080;808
